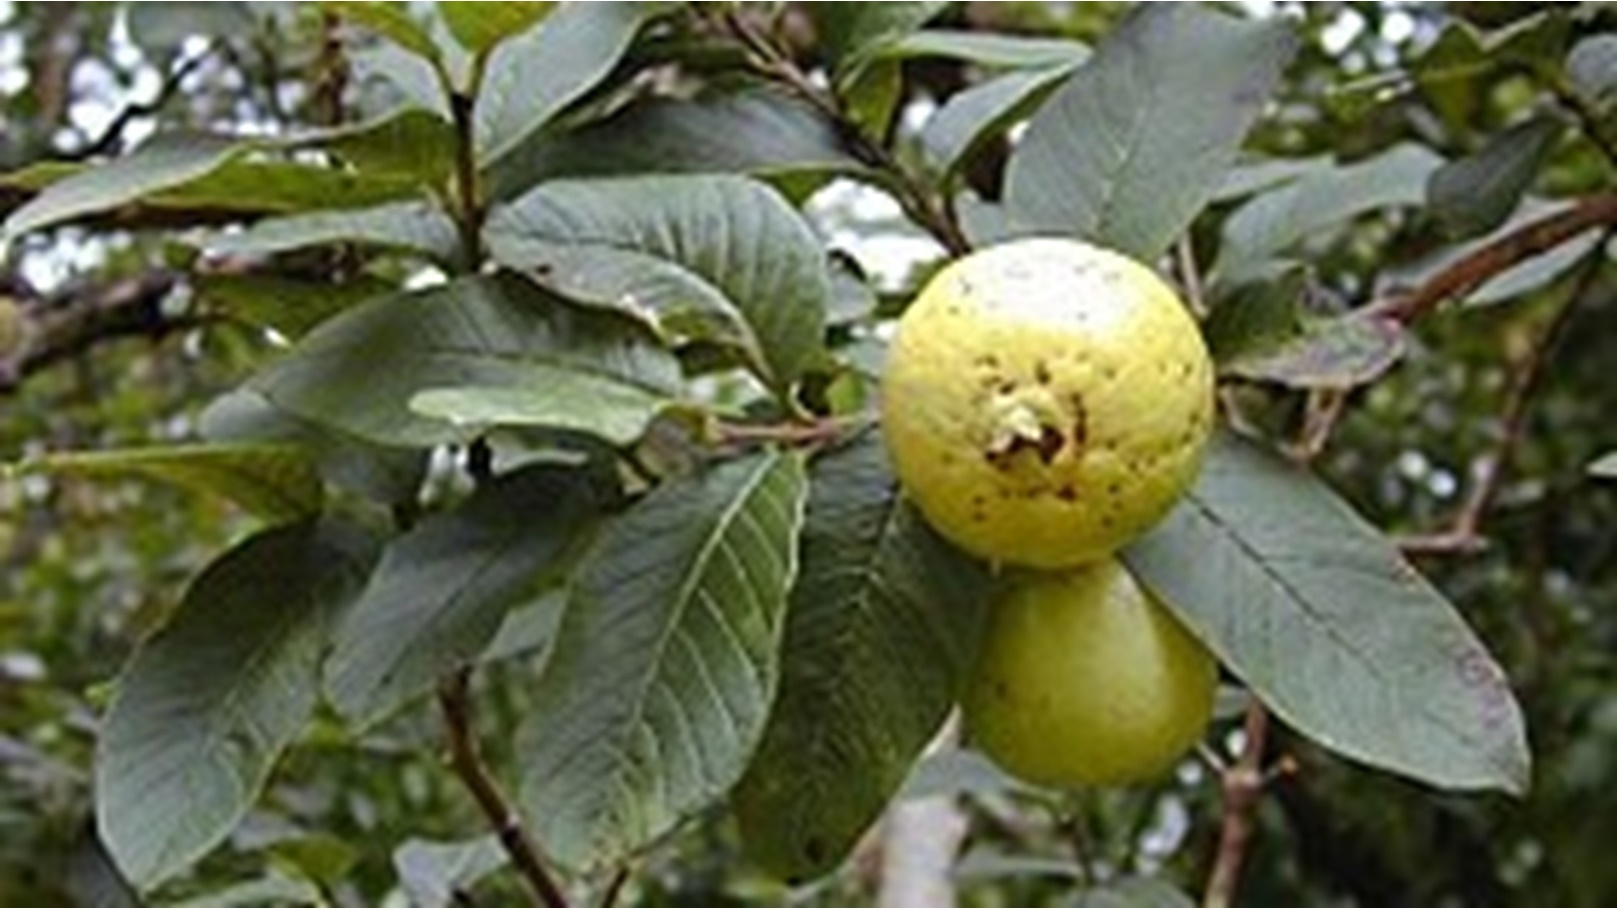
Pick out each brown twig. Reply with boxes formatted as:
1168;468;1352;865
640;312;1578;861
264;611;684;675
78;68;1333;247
1202;701;1271;909
1397;233;1610;557
1376;193;1617;325
710;5;970;255
77;43;224;159
438;670;570;908
714;414;869;448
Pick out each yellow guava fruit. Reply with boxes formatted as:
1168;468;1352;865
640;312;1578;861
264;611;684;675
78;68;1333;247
880;237;1214;567
963;558;1216;788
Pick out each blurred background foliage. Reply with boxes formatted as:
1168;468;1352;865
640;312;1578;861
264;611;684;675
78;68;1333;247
0;1;1613;905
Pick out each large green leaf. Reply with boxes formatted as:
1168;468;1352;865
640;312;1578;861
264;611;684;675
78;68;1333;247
3;132;241;242
1004;5;1296;261
921;64;1077;181
25;443;323;523
248;274;682;448
1428;115;1561;239
205;200;461;262
485;175;830;390
487;90;863;199
519;450;808;869
1215;144;1443;284
1123;434;1531;795
734;434;990;882
475;1;671;165
96;522;376;888
326;464;604;725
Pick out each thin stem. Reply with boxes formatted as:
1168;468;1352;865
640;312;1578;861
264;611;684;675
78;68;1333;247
711;5;970;255
78;42;222;158
715;414;869;448
438;670;570;908
1202;701;1270;909
449;90;486;269
1398;233;1610;556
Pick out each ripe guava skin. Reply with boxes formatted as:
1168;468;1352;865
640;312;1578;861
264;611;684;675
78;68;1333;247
881;238;1214;568
964;558;1217;788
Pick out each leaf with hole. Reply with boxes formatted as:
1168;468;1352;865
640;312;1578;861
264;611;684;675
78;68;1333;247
1123;433;1530;795
519;450;808;870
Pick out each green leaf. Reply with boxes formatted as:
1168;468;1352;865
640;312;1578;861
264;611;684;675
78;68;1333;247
1212;155;1332;203
25;443;323;523
351;41;452;120
440;2;554;55
475;2;672;166
1589;451;1617;478
322;107;458;185
921;64;1076;180
1215;144;1444;285
1123;434;1531;795
3;132;242;242
487;89;863;199
877;29;1089;69
734;434;989;882
1428;116;1562;239
327;1;443;64
392;837;506;908
1568;34;1617;105
1004;5;1296;261
519;450;809;870
205;201;461;262
154;161;427;217
1207;274;1407;389
485;175;830;390
810;3;950;71
1073;876;1197;908
410;370;677;446
326;464;603;725
96;522;376;888
194;273;394;340
200;389;427;506
249;274;682;448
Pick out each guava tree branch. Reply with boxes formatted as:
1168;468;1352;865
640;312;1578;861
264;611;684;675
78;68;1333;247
1377;192;1617;325
0;270;202;395
706;5;971;256
1202;700;1271;909
1398;232;1611;557
438;670;570;908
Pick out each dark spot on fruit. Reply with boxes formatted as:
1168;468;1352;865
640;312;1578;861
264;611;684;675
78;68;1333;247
1103;365;1120;381
975;354;1000;370
1070;407;1088;453
1034;425;1063;464
1056;484;1078;502
1034;361;1052;384
805;837;828;865
994;680;1010;699
1107;481;1122;496
997;379;1018;395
